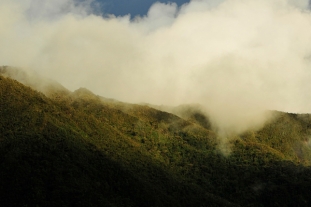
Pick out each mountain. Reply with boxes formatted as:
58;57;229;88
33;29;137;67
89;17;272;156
1;66;311;206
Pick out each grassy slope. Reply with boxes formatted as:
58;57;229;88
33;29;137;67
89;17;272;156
1;69;311;206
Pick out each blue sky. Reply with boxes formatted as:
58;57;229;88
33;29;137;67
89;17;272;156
96;0;190;17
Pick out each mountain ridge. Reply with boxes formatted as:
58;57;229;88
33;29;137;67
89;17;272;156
1;67;311;206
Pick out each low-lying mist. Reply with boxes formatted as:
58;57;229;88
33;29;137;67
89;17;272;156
1;0;311;135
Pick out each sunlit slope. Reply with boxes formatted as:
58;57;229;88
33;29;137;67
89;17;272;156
0;74;233;206
1;69;311;206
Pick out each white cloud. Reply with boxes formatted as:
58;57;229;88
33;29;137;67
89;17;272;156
1;0;311;134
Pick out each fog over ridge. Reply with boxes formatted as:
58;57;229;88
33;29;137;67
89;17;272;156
1;0;311;134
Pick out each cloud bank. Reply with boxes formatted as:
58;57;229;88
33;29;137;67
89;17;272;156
1;0;311;134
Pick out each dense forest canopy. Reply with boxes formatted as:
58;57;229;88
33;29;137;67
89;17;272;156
1;66;311;206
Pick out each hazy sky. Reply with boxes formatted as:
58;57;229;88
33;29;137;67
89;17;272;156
1;0;311;134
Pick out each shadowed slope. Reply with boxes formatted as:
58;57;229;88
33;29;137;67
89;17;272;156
0;74;235;206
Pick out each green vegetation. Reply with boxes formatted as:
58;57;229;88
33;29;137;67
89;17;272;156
1;67;311;206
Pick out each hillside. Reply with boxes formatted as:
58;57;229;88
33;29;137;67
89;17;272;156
1;67;311;206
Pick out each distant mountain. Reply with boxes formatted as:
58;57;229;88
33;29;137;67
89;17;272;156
1;66;311;206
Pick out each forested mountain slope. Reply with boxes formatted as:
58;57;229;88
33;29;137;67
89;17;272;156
1;67;311;206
